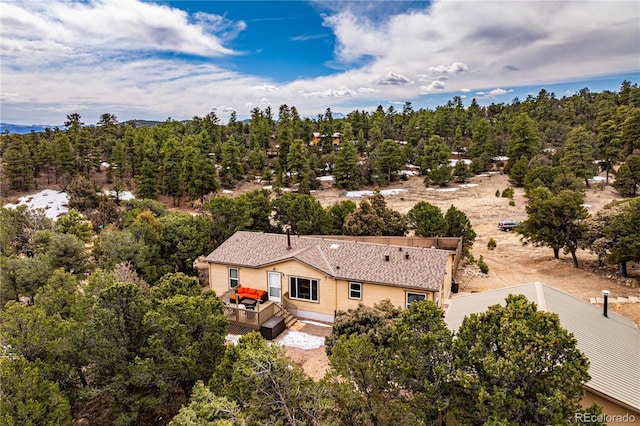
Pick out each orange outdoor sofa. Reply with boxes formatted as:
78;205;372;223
229;287;268;304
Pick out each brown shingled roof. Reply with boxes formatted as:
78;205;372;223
205;231;450;291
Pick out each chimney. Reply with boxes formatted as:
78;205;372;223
602;290;609;317
384;255;390;262
286;228;291;250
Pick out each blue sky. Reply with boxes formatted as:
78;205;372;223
1;0;639;125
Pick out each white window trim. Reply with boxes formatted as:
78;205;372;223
406;291;427;308
229;267;239;289
289;276;319;303
348;282;362;300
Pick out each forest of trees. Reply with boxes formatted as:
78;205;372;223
1;81;639;424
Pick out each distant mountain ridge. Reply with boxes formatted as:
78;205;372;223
1;123;61;134
1;119;166;135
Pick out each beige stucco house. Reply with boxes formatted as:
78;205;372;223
205;231;455;323
444;282;640;423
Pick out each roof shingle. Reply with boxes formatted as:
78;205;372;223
205;231;450;291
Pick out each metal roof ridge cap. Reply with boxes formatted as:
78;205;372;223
534;282;547;312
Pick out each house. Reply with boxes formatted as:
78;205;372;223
205;231;455;323
331;132;343;146
444;282;640;421
311;132;324;145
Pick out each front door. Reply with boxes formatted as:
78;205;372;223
268;272;281;303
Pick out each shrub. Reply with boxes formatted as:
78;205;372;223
487;238;497;250
495;189;500;197
478;255;489;274
501;187;514;198
466;254;476;265
509;200;515;206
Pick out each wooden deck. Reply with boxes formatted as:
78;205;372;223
223;300;279;329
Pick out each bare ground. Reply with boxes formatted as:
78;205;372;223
279;173;640;379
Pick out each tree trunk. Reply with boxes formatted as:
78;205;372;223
571;250;579;268
619;261;628;277
553;247;560;259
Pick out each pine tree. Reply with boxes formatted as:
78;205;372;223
2;136;34;191
561;126;597;187
334;139;358;189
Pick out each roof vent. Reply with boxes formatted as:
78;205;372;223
398;247;403;251
602;289;610;317
329;243;340;249
405;253;410;260
384;255;390;262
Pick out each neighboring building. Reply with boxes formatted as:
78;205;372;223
444;282;640;421
331;132;343;146
206;231;455;322
311;132;324;145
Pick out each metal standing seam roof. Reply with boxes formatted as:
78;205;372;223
205;231;450;291
444;282;640;413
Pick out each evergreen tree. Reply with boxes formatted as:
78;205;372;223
2;136;34;191
406;201;446;237
160;135;184;205
372;139;404;184
219;137;244;189
596;120;621;184
518;188;588;267
507;113;540;179
0;356;72;426
561;126;597;187
604;198;640;276
453;295;590;425
334;139;359;189
444;205;476;255
613;155;640;197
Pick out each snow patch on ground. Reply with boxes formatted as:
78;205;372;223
103;190;135;201
475;173;491;177
436;188;460;192
318;175;335;181
459;184;478;188
222;189;234;194
225;329;326;350
399;170;419;176
449;159;472;167
300;320;332;328
346;188;408;197
589;176;606;182
4;189;69;220
276;330;325;350
226;334;242;345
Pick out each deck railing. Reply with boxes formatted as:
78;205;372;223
221;289;278;328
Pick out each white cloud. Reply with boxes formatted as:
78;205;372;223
0;0;240;65
250;84;279;92
427;62;468;74
489;88;508;96
376;72;411;85
1;0;638;124
420;80;447;93
299;86;356;98
211;105;236;112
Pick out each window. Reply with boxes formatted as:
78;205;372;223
229;268;239;289
349;282;362;300
289;276;319;302
406;292;426;308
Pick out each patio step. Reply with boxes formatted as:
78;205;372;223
274;303;297;328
